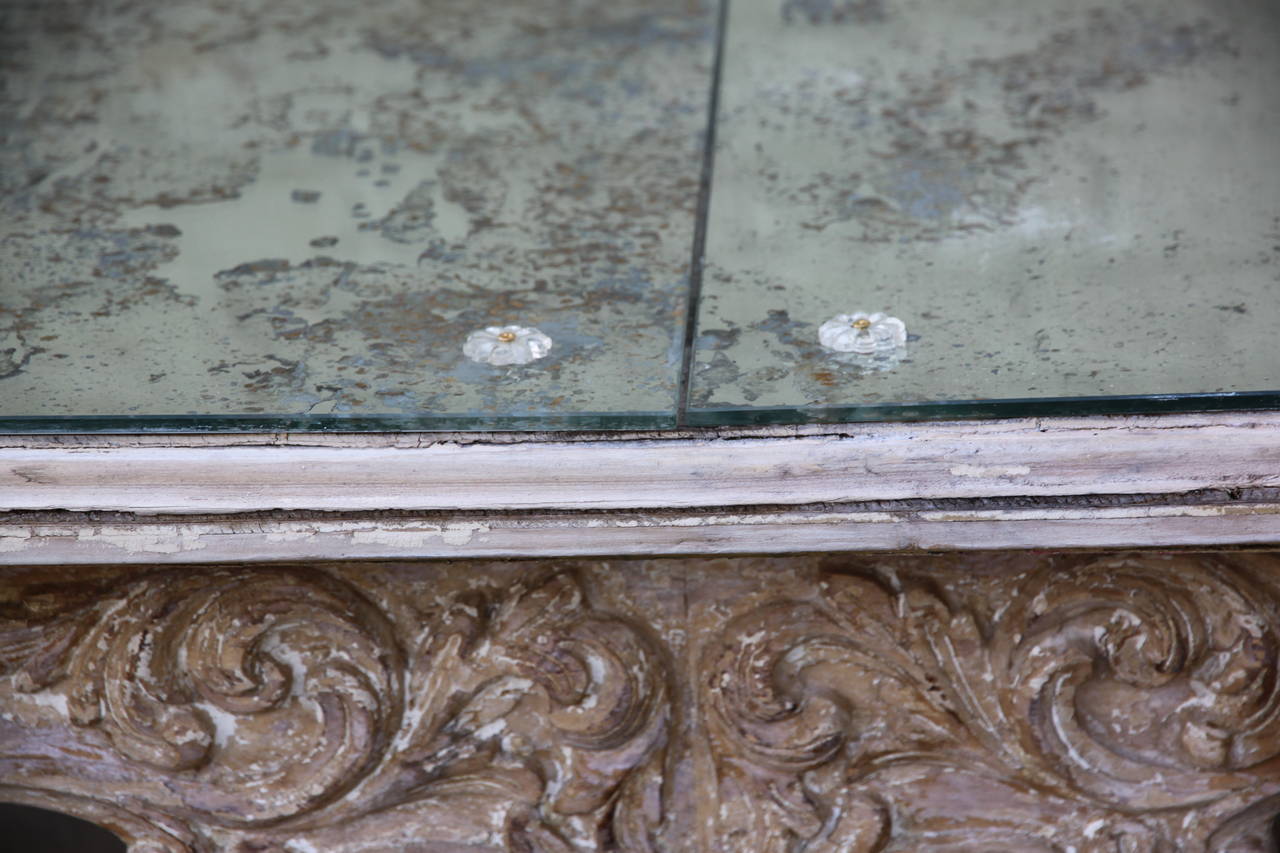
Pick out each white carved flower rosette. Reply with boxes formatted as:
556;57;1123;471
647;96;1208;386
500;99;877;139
817;311;906;371
463;325;552;366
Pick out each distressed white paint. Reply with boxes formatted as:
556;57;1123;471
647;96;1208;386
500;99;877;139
2;413;1279;561
2;501;1278;564
3;413;1280;514
949;464;1032;478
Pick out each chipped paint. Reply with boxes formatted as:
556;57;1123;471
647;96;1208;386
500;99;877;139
0;528;32;552
440;521;490;545
73;526;208;555
5;499;1278;566
349;521;491;548
950;464;1032;478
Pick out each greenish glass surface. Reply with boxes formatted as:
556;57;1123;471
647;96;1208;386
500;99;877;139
3;0;1280;433
1;0;714;430
689;0;1280;425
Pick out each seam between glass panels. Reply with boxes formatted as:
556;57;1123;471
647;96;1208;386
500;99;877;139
676;0;731;429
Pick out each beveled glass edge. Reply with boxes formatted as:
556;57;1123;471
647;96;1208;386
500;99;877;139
683;392;1280;427
6;392;1279;433
0;411;677;434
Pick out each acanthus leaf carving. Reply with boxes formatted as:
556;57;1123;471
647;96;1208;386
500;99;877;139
335;570;672;851
0;565;671;852
703;554;1280;852
3;567;404;828
3;553;1279;851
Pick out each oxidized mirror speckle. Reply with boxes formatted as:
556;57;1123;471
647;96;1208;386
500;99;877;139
690;0;1280;420
1;0;714;427
4;0;1280;431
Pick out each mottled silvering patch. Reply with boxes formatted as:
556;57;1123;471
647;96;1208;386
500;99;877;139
0;0;712;423
371;180;436;244
755;7;1237;243
0;226;191;382
782;0;886;26
813;139;1034;241
192;223;687;415
694;0;1278;416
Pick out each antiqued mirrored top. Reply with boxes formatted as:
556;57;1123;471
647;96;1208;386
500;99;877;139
1;0;714;430
4;0;1280;432
689;0;1280;424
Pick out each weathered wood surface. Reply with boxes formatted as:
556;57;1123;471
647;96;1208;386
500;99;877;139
3;498;1280;565
2;552;1278;851
3;414;1280;562
5;413;1280;514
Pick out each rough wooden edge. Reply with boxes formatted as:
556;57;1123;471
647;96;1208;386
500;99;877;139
4;412;1279;560
3;412;1280;515
3;499;1278;564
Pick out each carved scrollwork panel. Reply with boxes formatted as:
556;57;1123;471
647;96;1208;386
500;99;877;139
3;567;403;830
699;553;1280;853
2;553;1279;851
0;564;673;852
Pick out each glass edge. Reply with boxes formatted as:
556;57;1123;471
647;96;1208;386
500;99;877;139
683;391;1280;427
4;392;1278;434
0;411;678;434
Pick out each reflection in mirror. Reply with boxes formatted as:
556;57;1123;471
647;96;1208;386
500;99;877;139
0;803;126;853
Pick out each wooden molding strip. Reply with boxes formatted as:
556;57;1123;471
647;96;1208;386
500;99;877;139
3;413;1280;515
3;500;1279;563
3;413;1279;560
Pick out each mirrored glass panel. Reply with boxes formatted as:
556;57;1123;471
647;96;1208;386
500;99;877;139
1;0;715;430
689;0;1280;424
4;0;1280;432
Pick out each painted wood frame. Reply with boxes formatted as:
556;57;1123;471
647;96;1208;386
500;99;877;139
3;412;1278;563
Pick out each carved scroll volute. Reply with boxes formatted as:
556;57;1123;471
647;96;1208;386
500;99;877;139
995;554;1280;809
701;573;962;853
55;569;672;853
705;572;964;771
701;554;1280;852
4;553;1278;852
355;571;673;852
2;568;404;828
489;573;670;822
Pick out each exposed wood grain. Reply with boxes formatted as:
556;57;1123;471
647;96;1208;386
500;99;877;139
4;413;1280;515
3;501;1278;564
